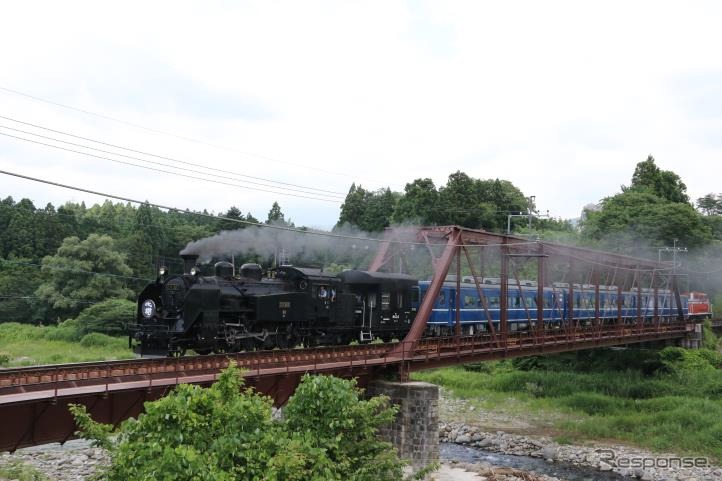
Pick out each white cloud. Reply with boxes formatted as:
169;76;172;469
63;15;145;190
1;0;722;230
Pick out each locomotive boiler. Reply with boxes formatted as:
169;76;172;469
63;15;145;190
130;254;418;356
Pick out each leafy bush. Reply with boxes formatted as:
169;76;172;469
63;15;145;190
74;298;135;336
42;319;82;342
71;365;433;481
0;352;10;366
702;319;719;350
658;347;720;373
79;332;117;348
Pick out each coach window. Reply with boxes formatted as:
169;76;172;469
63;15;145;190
438;292;446;305
381;291;391;310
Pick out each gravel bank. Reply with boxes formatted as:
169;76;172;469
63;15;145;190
439;392;722;481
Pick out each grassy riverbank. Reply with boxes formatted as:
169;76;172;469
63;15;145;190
0;322;133;367
413;346;722;462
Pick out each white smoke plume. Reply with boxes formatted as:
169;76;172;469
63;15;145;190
180;223;385;265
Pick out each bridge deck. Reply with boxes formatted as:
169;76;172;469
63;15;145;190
0;322;688;452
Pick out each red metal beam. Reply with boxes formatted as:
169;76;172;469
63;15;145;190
0;322;690;452
390;227;462;358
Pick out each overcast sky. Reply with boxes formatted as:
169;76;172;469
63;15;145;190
1;1;721;229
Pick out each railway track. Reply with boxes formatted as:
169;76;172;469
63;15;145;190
0;343;396;399
0;322;690;451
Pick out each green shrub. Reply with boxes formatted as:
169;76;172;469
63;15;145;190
42;320;82;342
79;332;117;348
702;319;719;350
0;352;10;366
659;347;720;373
74;298;135;336
71;365;433;481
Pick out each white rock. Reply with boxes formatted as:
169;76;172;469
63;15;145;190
540;446;557;460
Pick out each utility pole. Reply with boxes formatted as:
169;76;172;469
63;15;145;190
657;239;687;273
528;195;535;230
506;195;548;235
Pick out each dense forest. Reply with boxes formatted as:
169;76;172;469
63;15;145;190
1;155;721;326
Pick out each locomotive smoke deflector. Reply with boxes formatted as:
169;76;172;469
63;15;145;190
181;254;200;274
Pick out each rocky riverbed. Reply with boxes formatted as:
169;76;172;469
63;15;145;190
1;392;719;481
0;440;107;481
438;394;722;481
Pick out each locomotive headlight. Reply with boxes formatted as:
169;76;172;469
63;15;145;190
158;266;168;277
141;299;156;319
190;266;199;276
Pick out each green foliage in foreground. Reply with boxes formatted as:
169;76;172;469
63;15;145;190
0;461;47;481
0;322;133;366
414;347;722;462
72;365;434;481
702;318;720;351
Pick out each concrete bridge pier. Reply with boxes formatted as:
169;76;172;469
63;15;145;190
367;380;439;473
679;323;703;349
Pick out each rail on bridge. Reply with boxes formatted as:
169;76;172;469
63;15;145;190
0;226;695;451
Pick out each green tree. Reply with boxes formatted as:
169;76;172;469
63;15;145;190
696;193;722;216
0;258;46;323
435;172;528;230
267;201;285;224
35;234;135;319
338;183;370;227
71;365;428;481
218;206;247;231
582;191;711;249
360;188;399;232
626;155;689;203
338;185;398;232
2;198;39;259
392;178;440;224
125;203;166;278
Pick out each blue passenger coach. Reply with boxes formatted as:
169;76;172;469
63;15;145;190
417;278;688;336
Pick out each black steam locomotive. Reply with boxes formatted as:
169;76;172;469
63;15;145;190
130;254;419;356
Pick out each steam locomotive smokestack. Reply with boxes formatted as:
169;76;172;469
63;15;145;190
181;254;199;274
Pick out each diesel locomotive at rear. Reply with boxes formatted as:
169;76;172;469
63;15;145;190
130;254;419;356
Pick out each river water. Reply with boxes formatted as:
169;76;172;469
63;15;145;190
441;443;626;481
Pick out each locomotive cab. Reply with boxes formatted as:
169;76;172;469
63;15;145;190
337;270;418;342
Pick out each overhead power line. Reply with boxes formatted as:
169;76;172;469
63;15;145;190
0;258;152;282
0;115;346;197
0;169;538;249
0;294;96;305
0;124;345;200
0;85;392;186
0;132;342;203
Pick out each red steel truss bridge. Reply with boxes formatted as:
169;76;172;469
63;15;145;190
0;226;696;451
